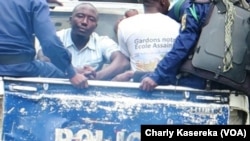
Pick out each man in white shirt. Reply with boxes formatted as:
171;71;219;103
112;0;180;81
37;3;130;80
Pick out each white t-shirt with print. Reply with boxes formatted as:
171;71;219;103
118;13;180;72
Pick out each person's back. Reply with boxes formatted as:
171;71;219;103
0;0;69;77
118;0;180;71
118;13;180;71
0;0;88;88
0;0;39;58
112;0;180;81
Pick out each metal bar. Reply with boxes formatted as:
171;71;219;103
3;77;231;93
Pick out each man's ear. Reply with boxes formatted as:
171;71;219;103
160;0;170;10
160;0;170;14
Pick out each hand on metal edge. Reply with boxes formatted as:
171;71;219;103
70;73;88;89
139;77;157;91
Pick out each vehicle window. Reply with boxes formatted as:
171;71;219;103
95;13;121;42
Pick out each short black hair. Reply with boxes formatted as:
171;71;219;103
72;3;98;15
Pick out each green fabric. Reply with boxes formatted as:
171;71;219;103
189;4;199;22
174;0;186;21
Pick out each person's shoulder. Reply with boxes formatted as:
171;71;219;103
119;14;141;25
158;13;180;23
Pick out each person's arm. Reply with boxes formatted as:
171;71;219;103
33;1;74;77
111;70;134;82
149;4;209;84
111;70;150;82
96;51;130;80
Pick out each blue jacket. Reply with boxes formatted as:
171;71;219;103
0;0;75;78
146;1;212;89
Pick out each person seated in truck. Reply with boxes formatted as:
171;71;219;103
111;0;180;82
36;3;130;81
0;0;88;89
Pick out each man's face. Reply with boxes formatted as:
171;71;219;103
70;4;98;37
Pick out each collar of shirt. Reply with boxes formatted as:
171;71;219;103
64;28;97;52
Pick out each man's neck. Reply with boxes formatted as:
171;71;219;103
71;33;89;50
144;7;161;14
